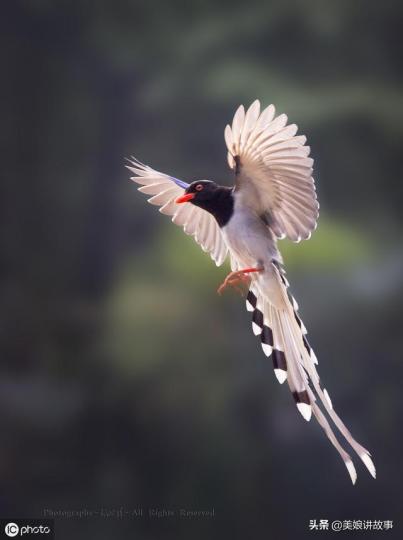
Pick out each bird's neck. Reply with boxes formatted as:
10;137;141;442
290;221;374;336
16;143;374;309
202;186;234;227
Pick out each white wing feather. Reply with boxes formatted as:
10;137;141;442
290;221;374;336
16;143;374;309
225;100;319;242
127;158;228;266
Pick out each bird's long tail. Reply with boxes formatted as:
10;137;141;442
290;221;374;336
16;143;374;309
246;261;375;484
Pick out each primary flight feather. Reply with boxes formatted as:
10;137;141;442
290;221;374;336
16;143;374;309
127;100;375;484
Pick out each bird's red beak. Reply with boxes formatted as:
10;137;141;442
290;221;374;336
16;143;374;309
176;193;195;204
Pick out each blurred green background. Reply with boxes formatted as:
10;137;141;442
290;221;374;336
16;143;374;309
2;1;402;539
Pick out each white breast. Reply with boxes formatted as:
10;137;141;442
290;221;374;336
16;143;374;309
222;194;280;269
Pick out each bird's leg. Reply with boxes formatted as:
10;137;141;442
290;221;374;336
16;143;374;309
217;267;263;296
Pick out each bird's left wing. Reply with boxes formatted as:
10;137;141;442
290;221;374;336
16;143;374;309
127;158;228;266
225;100;319;242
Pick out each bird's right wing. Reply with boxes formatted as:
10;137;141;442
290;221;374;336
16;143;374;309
127;158;228;266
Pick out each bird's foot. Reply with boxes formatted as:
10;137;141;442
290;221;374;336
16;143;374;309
217;267;263;296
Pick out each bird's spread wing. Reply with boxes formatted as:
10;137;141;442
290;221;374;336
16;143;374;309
127;158;228;266
225;100;319;242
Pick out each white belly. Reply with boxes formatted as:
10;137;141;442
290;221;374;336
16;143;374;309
222;206;279;269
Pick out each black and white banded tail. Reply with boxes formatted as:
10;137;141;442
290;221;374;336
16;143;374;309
246;263;375;484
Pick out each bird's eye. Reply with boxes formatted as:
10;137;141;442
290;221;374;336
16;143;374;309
195;184;204;191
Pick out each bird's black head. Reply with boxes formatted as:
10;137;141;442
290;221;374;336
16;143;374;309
175;180;234;227
175;180;219;209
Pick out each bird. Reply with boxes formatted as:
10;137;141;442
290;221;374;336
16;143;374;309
126;100;375;484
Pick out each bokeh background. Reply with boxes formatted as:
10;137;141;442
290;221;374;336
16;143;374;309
2;1;403;538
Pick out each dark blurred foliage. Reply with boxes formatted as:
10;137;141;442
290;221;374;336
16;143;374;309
1;1;403;539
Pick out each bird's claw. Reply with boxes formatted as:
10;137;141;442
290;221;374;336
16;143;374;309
217;270;252;296
217;267;263;296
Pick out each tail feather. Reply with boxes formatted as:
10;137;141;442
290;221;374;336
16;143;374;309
287;301;376;479
246;261;375;483
308;389;357;484
246;286;288;385
279;309;312;421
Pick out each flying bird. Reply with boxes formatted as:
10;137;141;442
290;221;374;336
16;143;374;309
127;100;375;484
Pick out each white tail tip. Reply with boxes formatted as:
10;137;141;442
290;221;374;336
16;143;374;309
246;299;254;312
346;459;357;485
252;322;262;336
274;369;287;384
297;402;312;421
361;453;376;479
261;343;272;357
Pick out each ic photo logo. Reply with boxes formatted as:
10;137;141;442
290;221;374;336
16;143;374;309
5;523;19;537
1;520;54;539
